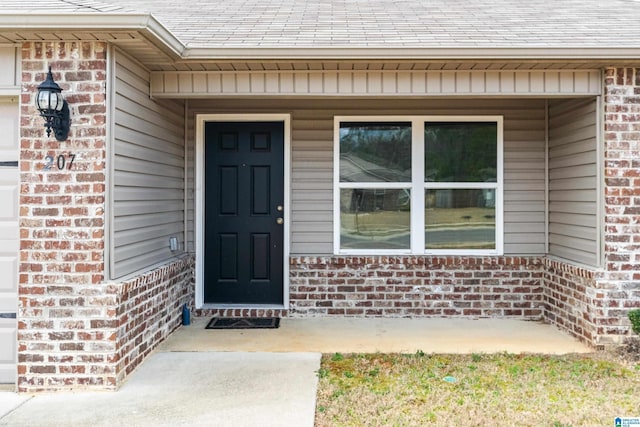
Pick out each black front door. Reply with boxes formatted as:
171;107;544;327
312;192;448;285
204;121;284;304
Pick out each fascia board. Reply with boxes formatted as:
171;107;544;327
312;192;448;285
0;13;185;58
182;47;640;61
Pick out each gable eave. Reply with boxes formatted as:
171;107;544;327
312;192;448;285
0;12;184;60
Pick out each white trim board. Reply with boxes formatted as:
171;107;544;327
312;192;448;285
194;114;291;309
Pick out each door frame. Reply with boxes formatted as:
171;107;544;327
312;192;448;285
195;114;291;309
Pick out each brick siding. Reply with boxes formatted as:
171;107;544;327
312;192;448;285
18;251;193;392
115;256;194;382
17;42;194;392
604;67;640;282
288;253;639;347
289;256;545;318
18;41;109;392
543;258;597;345
20;41;107;288
599;67;640;344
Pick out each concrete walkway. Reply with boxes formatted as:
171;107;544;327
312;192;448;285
0;318;592;426
0;352;321;427
161;317;592;354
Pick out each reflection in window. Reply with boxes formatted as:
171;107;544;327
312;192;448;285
335;116;502;254
340;189;410;249
425;189;496;249
340;122;412;183
425;122;497;183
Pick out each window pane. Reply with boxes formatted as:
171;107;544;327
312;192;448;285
340;189;410;249
425;189;496;249
340;122;412;182
425;122;497;182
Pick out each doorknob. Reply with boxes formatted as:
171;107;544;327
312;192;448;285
276;218;284;225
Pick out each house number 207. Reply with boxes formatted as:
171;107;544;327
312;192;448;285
43;153;76;171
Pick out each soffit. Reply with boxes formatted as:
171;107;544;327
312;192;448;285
158;60;636;73
0;30;172;62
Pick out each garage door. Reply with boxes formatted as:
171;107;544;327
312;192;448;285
0;97;19;384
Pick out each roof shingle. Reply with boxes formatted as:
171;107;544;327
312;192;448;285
3;0;640;50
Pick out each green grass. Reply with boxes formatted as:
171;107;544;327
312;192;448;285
315;352;640;426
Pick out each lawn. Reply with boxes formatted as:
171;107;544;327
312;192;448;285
315;352;640;427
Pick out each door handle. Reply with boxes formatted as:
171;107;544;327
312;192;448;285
276;218;284;225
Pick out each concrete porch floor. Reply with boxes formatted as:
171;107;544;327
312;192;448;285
0;318;592;427
159;317;592;354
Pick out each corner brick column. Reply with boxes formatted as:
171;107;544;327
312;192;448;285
18;42;110;391
597;67;640;344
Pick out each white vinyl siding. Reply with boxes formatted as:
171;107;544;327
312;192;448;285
548;98;599;266
186;98;547;256
111;50;186;278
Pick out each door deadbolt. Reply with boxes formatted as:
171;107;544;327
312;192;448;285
277;205;284;212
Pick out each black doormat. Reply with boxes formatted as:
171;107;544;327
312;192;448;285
205;317;280;330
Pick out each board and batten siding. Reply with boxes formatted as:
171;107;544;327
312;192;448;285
548;98;599;266
111;50;186;278
187;98;547;256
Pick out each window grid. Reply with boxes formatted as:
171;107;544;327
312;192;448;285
334;116;503;255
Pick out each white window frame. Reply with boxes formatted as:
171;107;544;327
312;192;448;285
333;115;504;256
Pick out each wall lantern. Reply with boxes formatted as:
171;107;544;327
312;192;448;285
36;66;70;142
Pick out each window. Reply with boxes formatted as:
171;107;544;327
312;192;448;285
334;116;503;255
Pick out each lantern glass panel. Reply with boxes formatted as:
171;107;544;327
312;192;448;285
53;92;63;112
37;90;51;110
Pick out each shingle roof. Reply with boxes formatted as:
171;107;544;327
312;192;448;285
0;0;129;13
3;0;640;50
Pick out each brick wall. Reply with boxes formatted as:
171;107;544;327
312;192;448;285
18;251;193;393
289;256;545;318
604;67;640;282
19;41;109;392
288;254;638;347
115;256;194;382
18;281;117;390
20;41;107;286
543;258;597;345
18;42;194;392
599;67;640;344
